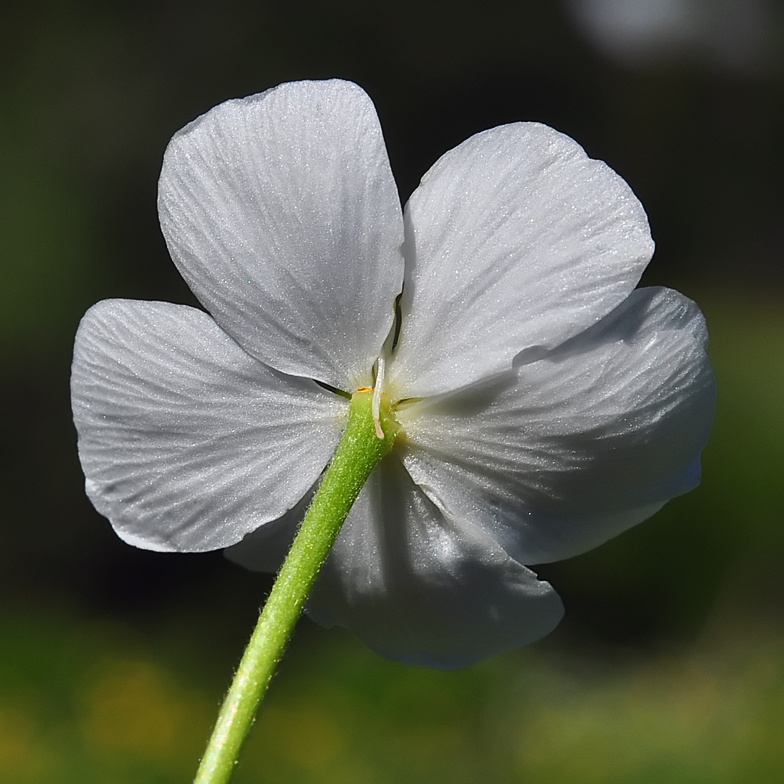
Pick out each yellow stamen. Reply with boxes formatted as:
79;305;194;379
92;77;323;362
372;357;386;439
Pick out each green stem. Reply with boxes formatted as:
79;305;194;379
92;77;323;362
194;389;398;784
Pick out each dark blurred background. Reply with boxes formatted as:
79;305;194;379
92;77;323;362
2;1;783;782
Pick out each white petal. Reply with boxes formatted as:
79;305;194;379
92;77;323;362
388;123;654;398
307;457;564;669
398;287;716;564
224;484;314;573
71;300;346;552
158;80;404;392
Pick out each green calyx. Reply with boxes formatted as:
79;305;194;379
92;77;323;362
335;388;400;485
289;388;399;576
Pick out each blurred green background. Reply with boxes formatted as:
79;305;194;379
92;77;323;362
2;1;783;781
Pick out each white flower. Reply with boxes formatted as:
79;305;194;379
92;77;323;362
71;80;716;669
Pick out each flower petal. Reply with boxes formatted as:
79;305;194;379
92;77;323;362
398;287;716;564
71;299;346;552
388;123;654;398
158;79;404;392
307;457;564;669
224;484;314;573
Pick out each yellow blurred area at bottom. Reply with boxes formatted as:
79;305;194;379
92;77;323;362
2;608;784;784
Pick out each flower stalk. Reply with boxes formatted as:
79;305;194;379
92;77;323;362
194;388;399;784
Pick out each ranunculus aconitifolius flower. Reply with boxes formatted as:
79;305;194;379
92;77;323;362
72;80;716;669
